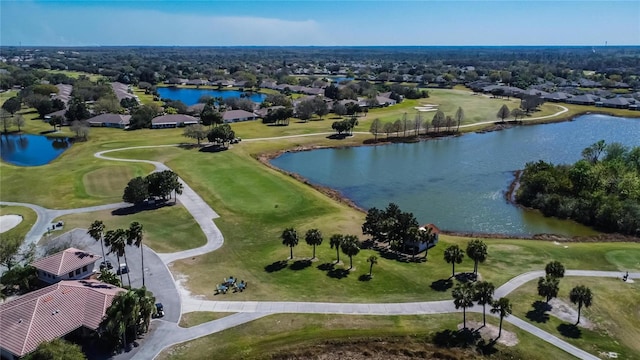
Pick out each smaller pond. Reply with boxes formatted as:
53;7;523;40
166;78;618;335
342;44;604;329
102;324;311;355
157;87;267;106
0;134;72;166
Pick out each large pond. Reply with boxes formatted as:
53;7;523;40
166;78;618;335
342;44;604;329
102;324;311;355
271;114;640;236
157;87;266;106
0;134;72;166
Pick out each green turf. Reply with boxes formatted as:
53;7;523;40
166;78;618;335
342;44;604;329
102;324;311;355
159;313;575;360
179;312;236;328
108;146;640;303
47;204;206;253
82;165;136;198
44;69;102;82
508;277;640;359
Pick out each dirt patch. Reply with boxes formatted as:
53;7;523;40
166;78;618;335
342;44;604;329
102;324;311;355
548;298;595;329
456;321;518;347
271;337;497;360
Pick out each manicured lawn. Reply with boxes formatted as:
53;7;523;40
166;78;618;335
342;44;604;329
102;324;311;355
508;277;640;359
44;69;102;82
48;204;206;253
0;90;18;105
0;205;37;240
179;312;235;328
159;313;575;360
108;146;640;303
82;165;137;198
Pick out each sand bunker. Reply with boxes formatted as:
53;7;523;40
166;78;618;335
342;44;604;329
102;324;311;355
0;215;23;234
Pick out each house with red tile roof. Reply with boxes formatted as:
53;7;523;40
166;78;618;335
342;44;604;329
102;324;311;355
31;247;101;284
0;280;124;359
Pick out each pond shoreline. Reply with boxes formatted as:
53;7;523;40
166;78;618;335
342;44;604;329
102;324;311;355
260;113;640;242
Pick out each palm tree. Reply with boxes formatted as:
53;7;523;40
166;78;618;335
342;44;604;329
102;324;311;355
444;245;465;278
473;281;495;326
466;239;487;276
134;287;156;334
105;228;131;287
340;235;361;270
537;275;560;303
88;220;106;263
545;261;565;279
452;282;475;329
329;234;344;264
97;268;121;287
490;297;512;338
127;222;145;287
569;285;593;324
281;227;299;260
304;228;323;259
101;289;139;351
367;255;378;277
418;226;434;260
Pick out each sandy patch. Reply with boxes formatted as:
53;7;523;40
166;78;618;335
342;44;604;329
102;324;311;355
0;215;23;234
548;298;595;329
173;272;205;301
457;321;518;346
624;278;635;283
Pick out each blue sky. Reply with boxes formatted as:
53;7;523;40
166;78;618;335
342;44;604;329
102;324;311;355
1;1;639;46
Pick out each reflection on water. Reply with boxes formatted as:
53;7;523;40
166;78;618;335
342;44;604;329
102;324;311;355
271;114;640;236
1;134;71;166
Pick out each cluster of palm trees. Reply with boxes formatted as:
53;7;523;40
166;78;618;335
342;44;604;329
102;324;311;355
100;287;156;352
88;220;145;288
451;280;513;338
281;228;365;271
537;260;593;324
443;239;488;279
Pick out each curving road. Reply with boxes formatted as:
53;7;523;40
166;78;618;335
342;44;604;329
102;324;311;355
3;120;630;360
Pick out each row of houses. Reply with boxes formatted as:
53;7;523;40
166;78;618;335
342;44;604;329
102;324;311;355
469;82;640;111
0;248;124;359
85;109;259;129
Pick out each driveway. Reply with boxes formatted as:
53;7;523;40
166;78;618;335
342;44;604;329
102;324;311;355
46;229;181;324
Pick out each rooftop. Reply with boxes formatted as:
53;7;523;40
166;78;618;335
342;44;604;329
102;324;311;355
31;247;101;277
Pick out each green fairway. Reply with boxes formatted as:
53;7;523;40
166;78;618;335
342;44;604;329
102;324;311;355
82;165;137;198
160;313;575;360
48;204;206;253
44;69;102;82
178;312;236;328
508;277;640;359
108;146;640;303
0;205;37;241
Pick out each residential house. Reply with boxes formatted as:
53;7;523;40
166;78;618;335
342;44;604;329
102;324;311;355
53;84;73;105
43;109;68;125
110;82;139;103
222;109;257;123
543;92;572;102
186;103;206;115
86;113;131;129
187;79;209;86
31;247;101;284
600;97;634;109
254;106;285;118
151;114;199;128
565;94;599;106
0;280;124;360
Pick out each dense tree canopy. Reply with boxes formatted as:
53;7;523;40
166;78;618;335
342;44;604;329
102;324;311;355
517;141;640;235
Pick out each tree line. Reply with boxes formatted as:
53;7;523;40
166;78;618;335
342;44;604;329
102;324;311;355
516;140;640;236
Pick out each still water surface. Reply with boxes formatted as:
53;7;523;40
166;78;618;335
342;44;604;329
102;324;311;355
157;88;266;106
0;134;71;166
271;114;640;236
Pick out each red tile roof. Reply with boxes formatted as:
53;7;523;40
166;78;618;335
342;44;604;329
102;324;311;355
31;247;101;276
0;280;124;357
421;223;441;234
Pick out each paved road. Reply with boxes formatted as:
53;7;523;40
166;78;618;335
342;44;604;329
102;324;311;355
0;201;127;255
95;147;223;264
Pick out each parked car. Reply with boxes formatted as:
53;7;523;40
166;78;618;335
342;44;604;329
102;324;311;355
99;260;113;270
154;303;165;318
116;263;128;275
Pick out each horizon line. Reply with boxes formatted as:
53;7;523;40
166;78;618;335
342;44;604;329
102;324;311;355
2;44;639;48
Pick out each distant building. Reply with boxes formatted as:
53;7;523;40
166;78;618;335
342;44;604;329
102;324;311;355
0;280;124;360
151;114;199;128
222;109;257;123
31;247;101;284
111;82;139;103
86;113;131;129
